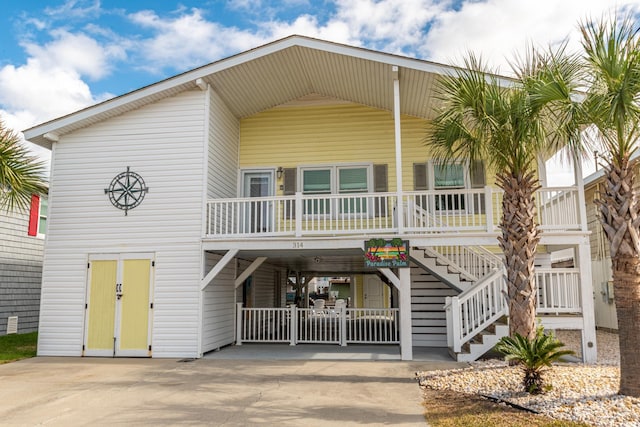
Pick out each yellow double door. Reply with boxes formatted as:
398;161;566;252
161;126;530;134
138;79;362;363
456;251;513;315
84;254;154;357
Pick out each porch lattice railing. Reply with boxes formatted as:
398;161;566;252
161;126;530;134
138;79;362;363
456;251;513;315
235;303;399;346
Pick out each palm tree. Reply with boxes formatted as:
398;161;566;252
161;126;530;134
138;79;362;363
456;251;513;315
579;15;640;397
427;52;583;340
496;326;575;394
0;119;48;211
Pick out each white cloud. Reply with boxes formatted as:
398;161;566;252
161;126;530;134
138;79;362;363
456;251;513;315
422;0;640;72
0;28;119;131
23;29;124;80
128;8;267;72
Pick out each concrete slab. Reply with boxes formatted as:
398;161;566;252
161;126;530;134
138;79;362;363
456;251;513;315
204;344;455;362
0;356;466;426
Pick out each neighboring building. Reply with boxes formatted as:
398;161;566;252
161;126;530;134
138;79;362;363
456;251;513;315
582;158;640;331
0;194;47;335
23;36;597;362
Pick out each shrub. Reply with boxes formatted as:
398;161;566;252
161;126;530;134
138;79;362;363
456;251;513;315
495;326;574;394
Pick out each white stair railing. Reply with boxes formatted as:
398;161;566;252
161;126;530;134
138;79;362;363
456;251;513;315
444;268;507;352
445;267;584;355
428;245;501;281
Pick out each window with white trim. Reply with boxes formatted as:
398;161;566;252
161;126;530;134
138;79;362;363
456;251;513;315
27;194;47;237
300;165;371;215
432;162;467;211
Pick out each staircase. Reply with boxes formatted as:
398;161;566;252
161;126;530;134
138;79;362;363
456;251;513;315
444;268;509;361
409;248;475;292
410;244;508;362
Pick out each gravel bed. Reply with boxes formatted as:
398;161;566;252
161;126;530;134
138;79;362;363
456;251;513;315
417;330;640;426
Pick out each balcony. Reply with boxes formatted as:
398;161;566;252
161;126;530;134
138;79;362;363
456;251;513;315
205;186;582;238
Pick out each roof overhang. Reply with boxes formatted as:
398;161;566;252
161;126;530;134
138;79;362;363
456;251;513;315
24;35;514;149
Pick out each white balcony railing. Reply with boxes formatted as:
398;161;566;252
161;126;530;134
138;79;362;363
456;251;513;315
235;303;399;346
536;268;582;314
207;187;581;238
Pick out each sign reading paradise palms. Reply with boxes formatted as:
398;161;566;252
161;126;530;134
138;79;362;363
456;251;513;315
364;238;409;267
104;167;149;215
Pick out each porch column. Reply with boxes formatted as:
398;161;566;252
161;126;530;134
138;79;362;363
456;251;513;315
379;267;413;360
577;241;598;363
398;268;412;360
392;65;405;234
573;153;589;232
536;155;548;187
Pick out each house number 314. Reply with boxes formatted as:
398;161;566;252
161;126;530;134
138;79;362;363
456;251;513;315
293;242;304;249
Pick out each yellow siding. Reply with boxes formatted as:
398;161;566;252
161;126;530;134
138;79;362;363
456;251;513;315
241;103;424;192
240;102;501;192
354;274;363;308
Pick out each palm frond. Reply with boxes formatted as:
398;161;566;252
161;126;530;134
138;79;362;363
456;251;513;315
0;120;48;212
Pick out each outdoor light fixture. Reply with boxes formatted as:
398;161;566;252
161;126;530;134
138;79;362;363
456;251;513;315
277;166;284;179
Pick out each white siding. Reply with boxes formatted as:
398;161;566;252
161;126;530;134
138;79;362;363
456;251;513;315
411;266;457;347
208;89;239;198
233;260;286;308
38;90;206;357
201;253;236;353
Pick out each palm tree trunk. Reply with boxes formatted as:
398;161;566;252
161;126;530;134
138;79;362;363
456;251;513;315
597;156;640;397
497;172;541;340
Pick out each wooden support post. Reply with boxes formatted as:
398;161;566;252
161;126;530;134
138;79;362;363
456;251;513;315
577;242;597;363
236;302;243;346
290;304;297;346
398;268;413;360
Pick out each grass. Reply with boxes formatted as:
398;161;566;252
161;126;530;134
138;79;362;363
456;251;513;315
423;388;590;427
0;332;38;364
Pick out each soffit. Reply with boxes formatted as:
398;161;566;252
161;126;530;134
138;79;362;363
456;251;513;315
201;46;442;119
24;36;457;148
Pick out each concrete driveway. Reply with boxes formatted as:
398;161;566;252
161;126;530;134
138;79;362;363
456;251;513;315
0;356;462;426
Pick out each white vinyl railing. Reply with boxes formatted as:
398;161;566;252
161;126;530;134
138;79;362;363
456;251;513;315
536;188;581;231
403;189;491;232
445;267;584;352
430;245;501;281
235;303;399;346
445;269;507;352
208;187;581;237
536;268;582;314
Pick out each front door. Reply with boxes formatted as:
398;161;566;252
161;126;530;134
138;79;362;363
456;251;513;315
364;275;385;308
242;171;274;233
84;254;154;357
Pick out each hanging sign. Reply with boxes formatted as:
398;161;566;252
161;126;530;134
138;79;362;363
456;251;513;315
364;238;409;268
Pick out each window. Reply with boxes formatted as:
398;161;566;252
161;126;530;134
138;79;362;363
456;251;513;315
39;198;48;235
338;167;368;214
302;169;331;214
433;163;466;211
27;194;47;237
300;165;371;215
434;164;465;189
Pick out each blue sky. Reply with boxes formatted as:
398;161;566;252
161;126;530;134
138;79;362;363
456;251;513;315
1;0;640;181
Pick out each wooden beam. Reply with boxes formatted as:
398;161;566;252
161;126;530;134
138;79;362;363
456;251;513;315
378;268;400;289
234;257;267;288
200;249;239;291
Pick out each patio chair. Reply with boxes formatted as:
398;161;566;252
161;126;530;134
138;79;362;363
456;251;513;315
311;299;326;317
329;299;347;318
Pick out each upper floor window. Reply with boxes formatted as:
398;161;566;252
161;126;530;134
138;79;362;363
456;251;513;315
300;165;371;215
27;194;47;237
433;163;466;210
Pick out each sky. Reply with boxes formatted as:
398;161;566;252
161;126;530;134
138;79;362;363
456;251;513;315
2;0;640;183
